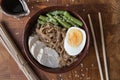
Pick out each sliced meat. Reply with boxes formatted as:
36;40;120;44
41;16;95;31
28;35;39;49
30;40;46;59
37;48;44;63
39;47;60;68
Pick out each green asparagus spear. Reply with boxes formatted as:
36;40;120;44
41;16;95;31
38;14;58;25
48;19;58;25
38;20;46;25
46;14;57;23
54;16;71;29
38;15;47;21
50;10;65;15
62;16;78;26
64;11;83;27
46;14;59;25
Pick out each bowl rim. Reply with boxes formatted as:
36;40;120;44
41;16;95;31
23;6;90;73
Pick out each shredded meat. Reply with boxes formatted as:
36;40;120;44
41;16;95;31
36;23;78;67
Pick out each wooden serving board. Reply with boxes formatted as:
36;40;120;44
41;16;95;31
0;0;120;80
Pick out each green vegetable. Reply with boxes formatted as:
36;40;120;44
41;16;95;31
46;14;57;22
46;14;58;25
38;14;58;25
38;20;46;25
62;16;78;26
50;10;65;15
48;19;58;25
54;16;71;29
39;15;47;21
37;10;83;28
64;11;83;27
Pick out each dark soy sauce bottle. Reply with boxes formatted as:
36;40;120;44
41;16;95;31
1;0;30;17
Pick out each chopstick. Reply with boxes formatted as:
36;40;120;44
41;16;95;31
0;24;39;80
98;12;109;80
88;14;104;80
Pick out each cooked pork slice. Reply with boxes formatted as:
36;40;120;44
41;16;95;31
30;40;46;59
28;35;39;49
39;47;60;68
37;48;44;63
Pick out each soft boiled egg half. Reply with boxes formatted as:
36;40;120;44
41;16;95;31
64;27;86;56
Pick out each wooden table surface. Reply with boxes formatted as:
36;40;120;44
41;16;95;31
0;0;120;80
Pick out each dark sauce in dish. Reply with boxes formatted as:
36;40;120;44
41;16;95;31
1;0;25;15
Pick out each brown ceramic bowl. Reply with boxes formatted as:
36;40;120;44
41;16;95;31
23;6;90;73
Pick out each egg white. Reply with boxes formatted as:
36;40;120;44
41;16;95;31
64;27;86;56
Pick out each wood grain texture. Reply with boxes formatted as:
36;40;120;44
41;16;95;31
0;0;120;80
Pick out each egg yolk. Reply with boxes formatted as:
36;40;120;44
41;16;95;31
68;29;83;47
